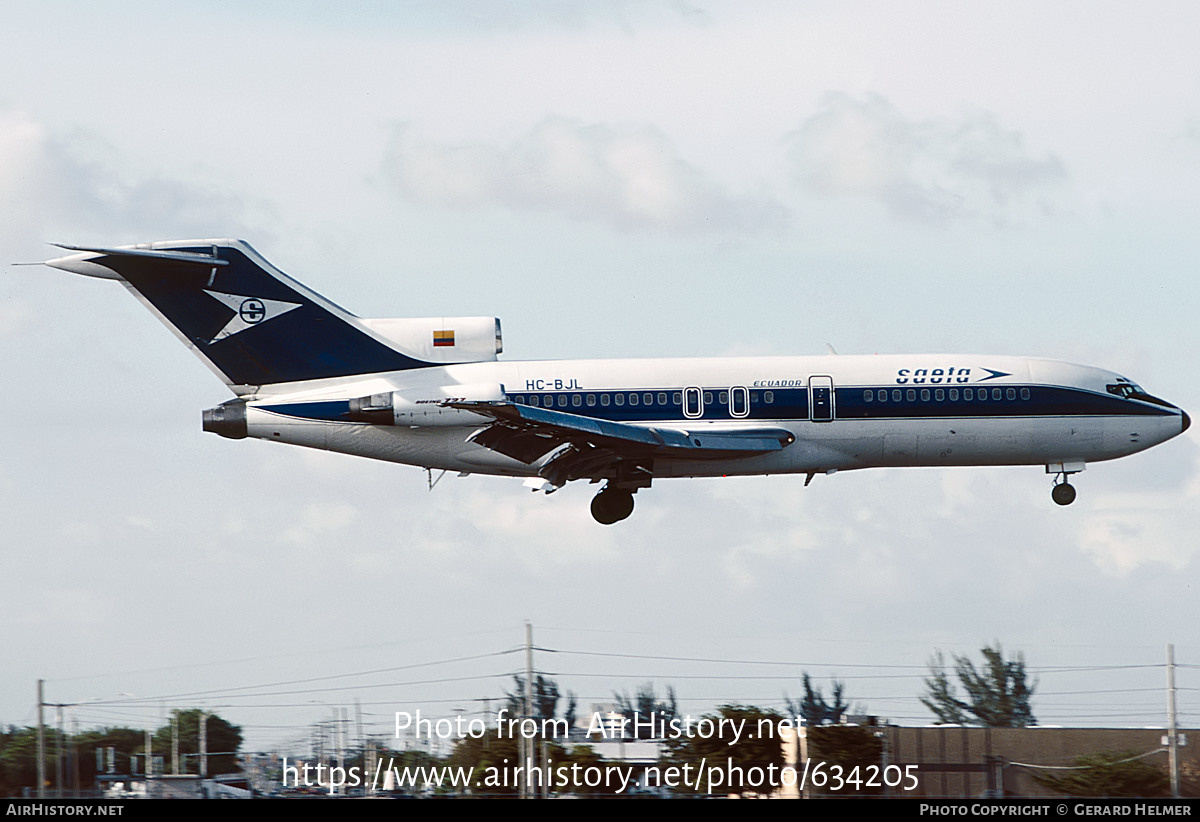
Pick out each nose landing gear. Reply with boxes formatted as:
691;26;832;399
1051;479;1076;506
1047;462;1084;506
591;486;636;524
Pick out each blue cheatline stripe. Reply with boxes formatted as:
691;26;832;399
503;384;1175;424
506;386;809;422
254;384;1178;425
837;384;1176;420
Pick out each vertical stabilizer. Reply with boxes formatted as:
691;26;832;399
45;240;433;393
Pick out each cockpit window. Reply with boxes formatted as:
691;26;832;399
1106;378;1145;399
1106;378;1175;408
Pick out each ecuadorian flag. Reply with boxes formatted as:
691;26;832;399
433;329;455;347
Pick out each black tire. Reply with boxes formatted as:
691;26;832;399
591;489;635;524
1051;482;1076;506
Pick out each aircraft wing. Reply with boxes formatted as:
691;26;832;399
449;400;794;487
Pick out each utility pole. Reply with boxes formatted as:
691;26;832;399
523;621;534;799
199;711;208;777
354;700;364;777
337;707;346;797
55;706;64;799
171;712;179;775
36;680;45;799
71;711;80;797
1166;643;1180;798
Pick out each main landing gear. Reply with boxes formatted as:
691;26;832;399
1047;462;1084;506
591;485;636;525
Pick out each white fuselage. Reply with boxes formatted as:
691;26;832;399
236;353;1187;481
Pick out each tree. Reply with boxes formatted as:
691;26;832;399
505;675;576;737
1033;751;1169;797
807;724;885;796
921;644;1035;727
72;727;144;787
613;683;678;739
661;705;785;797
448;734;625;798
447;728;524;797
557;744;628;797
0;726;39;797
446;675;581;796
150;709;242;775
785;674;849;726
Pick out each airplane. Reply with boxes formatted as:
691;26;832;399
43;239;1189;524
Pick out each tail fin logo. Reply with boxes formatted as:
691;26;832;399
239;299;266;324
203;289;302;343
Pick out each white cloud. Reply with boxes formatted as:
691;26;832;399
788;93;1067;225
283;500;361;547
0;107;261;251
1077;481;1200;576
0;298;32;339
382;117;785;233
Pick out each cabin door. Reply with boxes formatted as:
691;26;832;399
810;375;834;422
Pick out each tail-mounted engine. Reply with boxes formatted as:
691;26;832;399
360;317;502;364
347;383;506;427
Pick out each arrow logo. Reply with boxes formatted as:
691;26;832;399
203;290;301;343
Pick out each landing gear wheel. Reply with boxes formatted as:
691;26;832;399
1051;482;1076;506
591;489;635;524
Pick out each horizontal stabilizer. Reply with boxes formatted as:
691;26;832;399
51;243;229;267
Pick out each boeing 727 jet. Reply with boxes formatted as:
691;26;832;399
44;239;1189;524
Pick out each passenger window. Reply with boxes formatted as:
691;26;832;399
920;389;930;401
614;394;624;406
557;395;567;408
765;391;774;404
529;395;539;406
892;389;901;402
730;386;749;417
992;388;1001;401
1006;388;1016;401
600;394;610;407
1020;388;1030;400
658;393;667;405
629;393;639;406
586;394;596;406
572;394;582;407
906;389;916;402
644;393;653;406
864;390;874;402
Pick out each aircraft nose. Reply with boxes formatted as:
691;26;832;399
1183;410;1191;434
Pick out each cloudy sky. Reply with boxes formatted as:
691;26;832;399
2;1;1198;756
